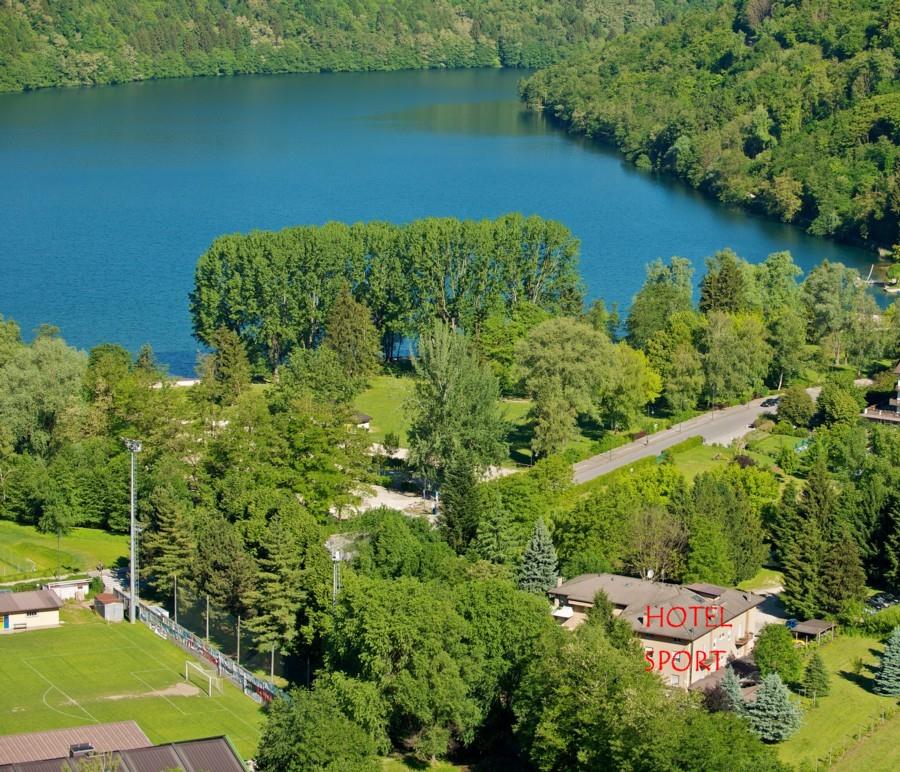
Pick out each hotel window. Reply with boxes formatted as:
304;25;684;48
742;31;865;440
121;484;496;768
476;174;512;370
668;675;679;687
26;611;38;617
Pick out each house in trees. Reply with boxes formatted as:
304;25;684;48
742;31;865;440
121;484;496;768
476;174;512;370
862;361;900;424
549;574;764;689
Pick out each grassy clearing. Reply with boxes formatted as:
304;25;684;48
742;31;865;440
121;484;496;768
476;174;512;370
0;606;263;758
777;635;895;769
737;567;783;592
355;374;417;443
0;521;128;579
831;709;900;771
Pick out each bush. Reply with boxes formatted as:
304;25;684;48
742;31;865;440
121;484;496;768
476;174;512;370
754;624;804;684
778;386;816;428
771;421;806;437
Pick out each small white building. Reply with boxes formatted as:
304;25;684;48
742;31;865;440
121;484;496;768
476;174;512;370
44;577;92;601
0;589;63;633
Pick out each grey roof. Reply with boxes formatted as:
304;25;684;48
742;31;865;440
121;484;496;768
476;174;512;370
0;737;245;772
791;619;836;636
683;582;729;598
549;573;764;642
0;590;63;616
0;722;150;765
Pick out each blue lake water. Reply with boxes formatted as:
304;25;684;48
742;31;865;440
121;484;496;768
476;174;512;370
0;69;877;375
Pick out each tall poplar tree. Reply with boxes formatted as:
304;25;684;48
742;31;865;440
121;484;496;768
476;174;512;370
323;282;381;393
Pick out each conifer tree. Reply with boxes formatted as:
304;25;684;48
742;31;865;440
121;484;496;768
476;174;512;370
518;517;558;594
683;512;734;585
820;527;867;614
470;484;513;564
743;674;802;743
720;666;745;714
874;627;900;696
323;282;381;393
142;475;196;595
801;652;830;700
440;460;480;553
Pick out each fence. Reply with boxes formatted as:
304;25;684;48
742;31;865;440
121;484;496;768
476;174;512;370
129;594;287;706
811;705;900;770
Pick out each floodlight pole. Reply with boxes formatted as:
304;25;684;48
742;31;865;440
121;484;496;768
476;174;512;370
124;438;142;623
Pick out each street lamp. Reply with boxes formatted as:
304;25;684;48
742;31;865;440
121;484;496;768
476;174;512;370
123;438;142;623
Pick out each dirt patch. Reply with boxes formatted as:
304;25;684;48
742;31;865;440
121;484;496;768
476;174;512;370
103;681;200;701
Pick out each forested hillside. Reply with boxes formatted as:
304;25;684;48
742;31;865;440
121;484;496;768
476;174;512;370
0;0;706;92
521;0;900;248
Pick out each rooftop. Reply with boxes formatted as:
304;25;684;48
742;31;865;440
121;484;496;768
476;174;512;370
0;735;245;772
0;722;150;765
549;573;764;642
0;590;63;616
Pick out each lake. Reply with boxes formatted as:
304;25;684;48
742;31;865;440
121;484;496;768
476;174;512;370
0;68;877;375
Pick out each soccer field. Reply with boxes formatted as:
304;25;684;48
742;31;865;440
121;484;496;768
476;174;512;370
0;608;263;759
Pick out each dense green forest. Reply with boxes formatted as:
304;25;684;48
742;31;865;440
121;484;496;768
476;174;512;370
0;0;707;92
520;0;900;248
6;212;900;763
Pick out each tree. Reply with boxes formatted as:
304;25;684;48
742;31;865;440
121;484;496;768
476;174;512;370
440;460;481;553
700;249;749;314
195;327;251;405
529;380;577;458
768;307;808;390
802;262;865;366
626;257;694;348
277;347;358;405
408;322;506;488
518;518;558;594
323;282;381;392
684;511;734;585
595;343;662;430
754;624;803;685
257;687;381;772
778;385;815;427
702;312;772;405
874;627;900;696
141;458;196;595
743;674;802;743
817;382;863;426
820;527;867;615
665;342;704;413
801;652;830;700
720;666;745;713
624;506;685;582
245;503;330;657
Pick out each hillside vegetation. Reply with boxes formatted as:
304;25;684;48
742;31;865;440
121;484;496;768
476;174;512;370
521;0;900;248
0;0;706;93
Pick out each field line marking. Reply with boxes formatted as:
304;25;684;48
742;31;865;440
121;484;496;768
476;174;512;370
107;624;260;735
23;660;99;724
128;671;188;716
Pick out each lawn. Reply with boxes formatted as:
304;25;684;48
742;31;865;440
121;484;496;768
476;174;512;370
737;567;783;592
831;710;900;771
355;374;416;443
0;606;264;759
0;521;128;580
777;634;895;769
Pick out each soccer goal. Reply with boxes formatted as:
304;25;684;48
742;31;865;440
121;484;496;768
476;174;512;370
184;660;223;697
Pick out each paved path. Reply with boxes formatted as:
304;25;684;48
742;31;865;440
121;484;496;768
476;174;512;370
573;397;776;484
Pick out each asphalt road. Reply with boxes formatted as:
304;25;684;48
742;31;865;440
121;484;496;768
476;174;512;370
573;397;777;484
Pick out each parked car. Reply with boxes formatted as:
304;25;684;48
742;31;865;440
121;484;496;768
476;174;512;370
786;618;798;630
761;397;780;408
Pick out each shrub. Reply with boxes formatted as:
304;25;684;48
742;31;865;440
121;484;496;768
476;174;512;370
754;624;803;684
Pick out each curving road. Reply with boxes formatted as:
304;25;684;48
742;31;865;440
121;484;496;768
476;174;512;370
573;397;781;484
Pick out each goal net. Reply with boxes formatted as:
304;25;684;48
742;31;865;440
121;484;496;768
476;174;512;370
184;660;223;697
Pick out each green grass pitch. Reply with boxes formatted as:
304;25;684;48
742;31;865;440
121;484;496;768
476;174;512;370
0;607;263;759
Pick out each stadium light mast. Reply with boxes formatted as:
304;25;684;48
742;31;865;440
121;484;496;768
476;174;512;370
123;438;142;623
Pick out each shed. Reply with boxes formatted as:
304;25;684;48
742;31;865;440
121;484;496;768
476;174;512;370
791;619;836;643
353;411;372;430
94;593;124;623
44;578;92;602
0;590;62;633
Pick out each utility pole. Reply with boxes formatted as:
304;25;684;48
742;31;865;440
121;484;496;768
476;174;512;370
236;615;241;665
205;594;209;641
173;574;178;625
123;438;142;623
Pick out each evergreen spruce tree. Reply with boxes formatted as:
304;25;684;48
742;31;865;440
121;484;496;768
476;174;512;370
518;518;558;594
720;666;745;714
323;282;381;393
801;652;830;700
874;626;900;696
439;460;480;553
471;484;513;564
820;527;867;615
142;480;196;596
743;674;802;743
683;511;734;585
